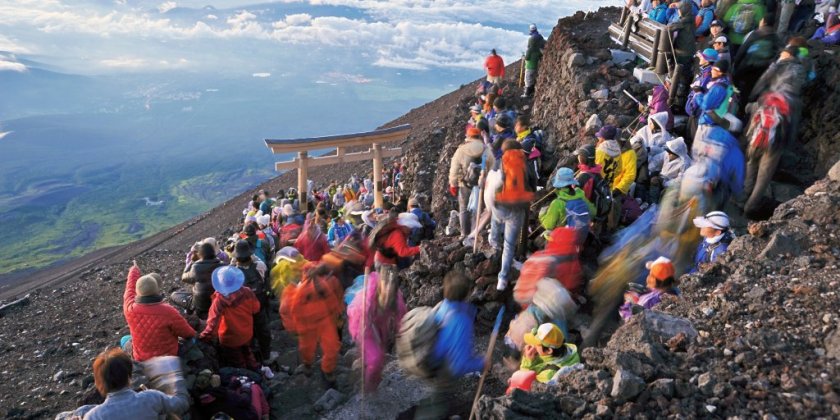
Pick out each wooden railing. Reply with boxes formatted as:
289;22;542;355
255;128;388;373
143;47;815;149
607;8;673;75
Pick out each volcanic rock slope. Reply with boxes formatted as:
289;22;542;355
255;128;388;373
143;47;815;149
1;7;839;419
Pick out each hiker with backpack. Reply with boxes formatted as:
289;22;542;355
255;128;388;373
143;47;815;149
514;227;584;304
199;266;264;371
691;211;735;272
732;16;780;108
491;114;516;161
448;127;495;241
692;59;734;153
723;0;767;54
492;140;535;292
371;212;422;270
484;49;505;84
181;242;223;319
515;115;542;190
124;261;196;362
231;240;272;366
538;168;595;245
409;270;486;419
522;24;546;98
241;223;270;265
574;144;613;236
408;198;436;246
280;262;344;387
294;214;331;262
347;270;407;393
506;277;577;362
741;46;805;218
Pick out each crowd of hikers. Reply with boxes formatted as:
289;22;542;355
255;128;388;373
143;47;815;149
54;9;834;419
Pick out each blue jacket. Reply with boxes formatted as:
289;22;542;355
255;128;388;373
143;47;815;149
327;222;354;247
696;5;716;36
648;4;670;24
409;208;436;246
695;76;731;125
704;127;745;196
691;231;734;272
686;65;714;116
431;299;484;377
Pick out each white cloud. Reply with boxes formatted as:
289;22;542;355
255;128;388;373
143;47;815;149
0;131;12;139
0;57;27;72
252;72;271;77
0;34;30;54
100;56;190;70
158;1;177;13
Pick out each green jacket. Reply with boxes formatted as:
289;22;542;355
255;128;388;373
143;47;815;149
520;343;580;383
538;188;595;231
525;32;546;69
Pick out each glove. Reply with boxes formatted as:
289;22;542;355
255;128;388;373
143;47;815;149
449;186;458;197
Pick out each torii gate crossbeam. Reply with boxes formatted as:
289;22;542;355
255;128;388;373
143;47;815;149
264;124;411;209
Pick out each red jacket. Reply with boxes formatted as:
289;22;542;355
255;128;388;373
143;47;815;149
294;231;330;262
485;54;505;78
374;225;420;265
514;228;582;305
200;287;260;348
124;266;195;362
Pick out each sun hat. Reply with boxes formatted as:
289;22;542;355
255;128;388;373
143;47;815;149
397;212;422;229
233;239;253;259
256;214;270;227
211;266;245;297
524;323;565;349
645;256;675;281
136;273;162;297
693;211;730;230
552;167;579;189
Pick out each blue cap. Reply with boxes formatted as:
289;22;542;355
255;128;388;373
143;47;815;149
211;266;245;297
697;48;719;63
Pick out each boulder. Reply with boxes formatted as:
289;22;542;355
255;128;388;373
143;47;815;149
314;388;345;412
611;369;646;400
567;52;586;68
828;159;840;182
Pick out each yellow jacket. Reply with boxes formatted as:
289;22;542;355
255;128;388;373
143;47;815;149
613;148;637;195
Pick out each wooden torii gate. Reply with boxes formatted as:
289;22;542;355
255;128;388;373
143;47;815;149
264;124;411;209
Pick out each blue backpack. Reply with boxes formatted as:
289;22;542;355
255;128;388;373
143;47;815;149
254;239;267;263
563;198;592;245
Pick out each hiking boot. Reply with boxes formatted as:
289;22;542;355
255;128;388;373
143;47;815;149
261;366;275;379
323;372;337;389
294;364;313;377
496;278;508;291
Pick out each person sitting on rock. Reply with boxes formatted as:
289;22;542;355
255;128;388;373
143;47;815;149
538;168;595;243
594;125;623;193
691;211;735;272
280;262;344;388
199;266;262;371
657;137;693;188
506;278;577;360
517;323;580;385
181;242;222;319
124;260;195;362
619;256;679;320
81;348;190;419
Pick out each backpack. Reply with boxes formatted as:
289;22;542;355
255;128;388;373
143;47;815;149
279;224;302;248
396;303;444;379
730;2;759;35
253;239;267;263
240;264;265;295
587;174;614;219
368;220;401;260
462;155;484;188
620;194;644;225
563;199;592;245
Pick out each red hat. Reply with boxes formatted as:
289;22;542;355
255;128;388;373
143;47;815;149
466;127;482;138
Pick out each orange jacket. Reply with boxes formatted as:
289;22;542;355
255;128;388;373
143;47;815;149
280;266;344;333
200;287;260;347
485;54;505;78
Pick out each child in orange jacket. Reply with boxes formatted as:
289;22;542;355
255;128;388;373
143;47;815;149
199;266;261;370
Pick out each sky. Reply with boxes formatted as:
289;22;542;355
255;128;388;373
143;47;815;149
0;0;608;76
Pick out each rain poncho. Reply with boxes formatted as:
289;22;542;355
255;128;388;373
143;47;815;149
629;111;672;173
269;251;307;297
660;137;693;187
347;272;407;391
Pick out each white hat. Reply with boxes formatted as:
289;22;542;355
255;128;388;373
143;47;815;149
692;211;730;230
397;212;422;229
256;214;270;227
529;23;537;32
203;237;219;253
714;35;728;44
282;204;294;217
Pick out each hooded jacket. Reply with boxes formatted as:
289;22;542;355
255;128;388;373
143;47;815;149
124;266;196;362
525;30;546;69
630;111;672;172
667;3;697;59
660;137;693;186
749;57;805;103
520;344;580;384
643;85;674;130
538;188;595;232
199;287;260;347
374;223;420;266
613;144;638;195
595;140;623;186
431;299;485;377
449;137;495;187
294;218;331;262
280;267;344;334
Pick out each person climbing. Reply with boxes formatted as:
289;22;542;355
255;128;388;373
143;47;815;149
517;323;580;384
619;257;679;319
327;211;354;247
515;115;541;189
491;114;516;161
484;49;505;84
414;270;486;419
742;46;805;219
732;16;780;107
493;140;535;292
691;211;735;272
294;213;330;262
538;168;595;242
448;126;495;240
269;246;307;298
514;226;584;303
658;137;693;187
124;260;195;362
80;348;190;419
371;212;422;269
347;270;407;393
181;242;222;319
280;263;344;387
231;240;272;365
408;198;436;246
522;23;546;98
199;266;262;370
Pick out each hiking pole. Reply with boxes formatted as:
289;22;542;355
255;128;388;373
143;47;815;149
518;53;525;88
468;306;506;420
529;187;556;210
621;89;647;134
360;266;370;419
472;170;486;254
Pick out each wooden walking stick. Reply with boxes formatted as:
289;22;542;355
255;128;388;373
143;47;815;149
468;306;506;420
518;53;526;88
472;163;487;253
